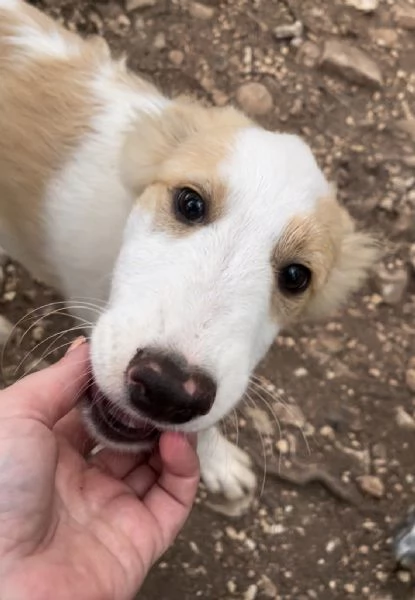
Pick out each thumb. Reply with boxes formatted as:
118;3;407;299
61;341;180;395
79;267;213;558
0;337;91;428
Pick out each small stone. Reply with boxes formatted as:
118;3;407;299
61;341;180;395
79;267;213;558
320;425;335;440
273;20;303;40
396;406;415;430
169;50;184;66
189;2;214;20
357;475;385;498
345;0;378;11
32;325;45;343
236;82;273;117
297;41;321;68
259;575;278;598
344;583;356;594
320;40;383;87
243;584;258;600
153;32;166;50
406;359;415;393
393;1;415;30
2;290;16;302
245;406;273;436
0;315;13;346
371;28;398;48
294;366;308;377
375;265;408;305
227;580;237;594
396;570;411;583
126;0;156;11
275;439;289;455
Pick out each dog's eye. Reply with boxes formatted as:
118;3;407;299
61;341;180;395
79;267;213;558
174;188;206;224
278;264;311;294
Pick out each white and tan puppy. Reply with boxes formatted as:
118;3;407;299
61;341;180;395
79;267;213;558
0;0;377;501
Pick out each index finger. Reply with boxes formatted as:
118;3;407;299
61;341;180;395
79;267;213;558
0;339;91;428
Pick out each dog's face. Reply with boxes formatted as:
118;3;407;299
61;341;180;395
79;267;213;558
85;102;376;449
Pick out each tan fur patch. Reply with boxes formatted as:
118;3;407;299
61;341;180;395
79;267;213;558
0;3;155;281
271;195;378;324
122;100;252;235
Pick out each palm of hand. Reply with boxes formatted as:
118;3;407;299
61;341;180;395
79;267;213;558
0;344;199;600
0;417;154;600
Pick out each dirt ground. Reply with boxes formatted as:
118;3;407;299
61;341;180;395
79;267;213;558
1;0;415;598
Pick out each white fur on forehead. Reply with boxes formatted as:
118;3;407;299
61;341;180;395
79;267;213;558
219;128;330;221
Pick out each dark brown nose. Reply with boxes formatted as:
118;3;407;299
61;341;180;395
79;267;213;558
126;349;216;425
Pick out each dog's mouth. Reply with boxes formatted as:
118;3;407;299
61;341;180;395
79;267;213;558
84;384;160;446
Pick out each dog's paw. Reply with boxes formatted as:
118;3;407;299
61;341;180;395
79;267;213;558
199;435;257;501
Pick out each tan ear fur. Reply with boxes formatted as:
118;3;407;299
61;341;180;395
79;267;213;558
120;99;251;194
305;196;380;319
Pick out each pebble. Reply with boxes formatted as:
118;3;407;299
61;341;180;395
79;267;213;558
371;28;398;48
396;406;415;430
357;475;385;498
3;290;16;302
189;2;214;20
275;438;289;455
259;575;278;598
320;40;383;87
243;584;258;600
0;315;14;347
405;358;415;393
396;570;411;583
236;82;273;117
32;325;45;343
297;41;321;68
153;32;166;50
393;1;415;30
345;0;378;11
320;425;335;440
227;580;237;594
375;265;408;305
273;20;303;40
245;406;273;436
344;582;356;594
169;50;184;66
126;0;156;11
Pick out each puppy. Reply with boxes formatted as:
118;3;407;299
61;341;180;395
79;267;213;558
0;0;377;501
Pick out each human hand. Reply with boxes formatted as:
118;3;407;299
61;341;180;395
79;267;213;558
0;338;200;600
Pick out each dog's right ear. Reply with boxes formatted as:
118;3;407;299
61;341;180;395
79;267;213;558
121;99;205;195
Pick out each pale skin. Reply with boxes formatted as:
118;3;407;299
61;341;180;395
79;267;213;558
0;338;200;600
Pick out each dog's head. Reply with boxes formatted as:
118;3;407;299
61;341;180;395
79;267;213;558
85;100;377;449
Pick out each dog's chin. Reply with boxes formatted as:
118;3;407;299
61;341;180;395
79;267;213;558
82;383;161;452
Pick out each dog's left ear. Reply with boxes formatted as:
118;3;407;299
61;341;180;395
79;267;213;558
306;191;380;319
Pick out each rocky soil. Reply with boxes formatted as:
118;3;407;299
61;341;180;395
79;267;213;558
1;0;415;598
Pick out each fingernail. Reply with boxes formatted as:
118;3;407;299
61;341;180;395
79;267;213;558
66;336;87;354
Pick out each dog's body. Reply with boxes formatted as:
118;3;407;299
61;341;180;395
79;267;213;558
0;0;377;501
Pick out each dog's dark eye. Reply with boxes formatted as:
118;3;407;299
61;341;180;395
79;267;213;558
278;264;311;294
174;187;206;224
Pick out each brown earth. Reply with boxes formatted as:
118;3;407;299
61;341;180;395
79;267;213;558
1;0;415;598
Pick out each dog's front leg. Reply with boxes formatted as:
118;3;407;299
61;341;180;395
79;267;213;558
197;426;257;501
